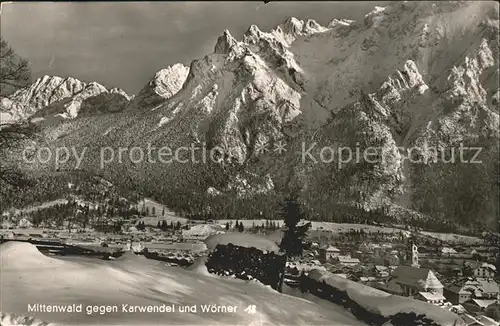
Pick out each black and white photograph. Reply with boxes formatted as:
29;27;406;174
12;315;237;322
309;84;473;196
0;1;499;325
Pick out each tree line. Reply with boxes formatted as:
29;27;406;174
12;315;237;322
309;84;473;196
19;195;140;233
155;220;182;231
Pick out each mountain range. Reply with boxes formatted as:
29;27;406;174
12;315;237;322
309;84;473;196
2;1;499;230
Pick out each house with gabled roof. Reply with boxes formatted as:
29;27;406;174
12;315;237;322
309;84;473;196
387;266;444;297
337;255;360;267
415;291;447;306
373;265;390;278
474;263;497;279
443;277;499;305
463;299;498;315
444;282;474;305
325;245;341;260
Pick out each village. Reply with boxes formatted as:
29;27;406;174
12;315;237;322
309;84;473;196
1;197;499;326
287;237;499;326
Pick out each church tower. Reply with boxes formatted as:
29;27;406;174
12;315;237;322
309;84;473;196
410;242;420;268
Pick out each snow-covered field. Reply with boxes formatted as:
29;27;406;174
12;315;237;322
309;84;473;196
0;241;365;326
0;228;46;235
183;224;223;237
420;231;483;245
2;199;69;216
1;217;485;250
138;198;190;226
219;219;401;232
145;242;207;252
218;219;485;245
0;312;56;326
140;213;189;226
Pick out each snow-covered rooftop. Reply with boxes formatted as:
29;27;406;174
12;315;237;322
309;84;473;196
418;291;446;302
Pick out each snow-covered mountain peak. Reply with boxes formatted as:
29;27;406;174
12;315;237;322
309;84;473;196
109;88;133;101
130;63;190;109
267;17;330;46
243;24;269;45
303;19;329;34
149;64;190;98
282;17;305;36
401;60;428;93
245;24;262;37
76;81;108;99
0;75;132;122
445;38;495;103
214;29;239;54
4;1;498;232
328;18;355;28
364;6;387;28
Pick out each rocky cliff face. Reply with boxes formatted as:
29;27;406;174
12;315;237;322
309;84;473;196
5;1;499;229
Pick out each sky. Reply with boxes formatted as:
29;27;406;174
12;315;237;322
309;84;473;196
1;1;386;95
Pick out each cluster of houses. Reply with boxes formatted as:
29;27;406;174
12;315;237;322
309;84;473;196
286;239;499;324
323;245;361;266
381;261;499;324
2;203;499;324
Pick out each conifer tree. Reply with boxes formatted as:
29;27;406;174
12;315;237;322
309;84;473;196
278;194;311;292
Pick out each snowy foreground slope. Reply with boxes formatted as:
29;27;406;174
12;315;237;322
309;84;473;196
0;242;364;326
